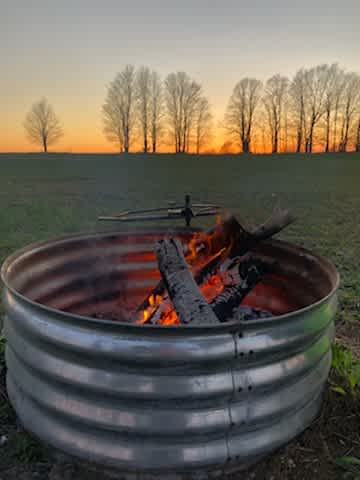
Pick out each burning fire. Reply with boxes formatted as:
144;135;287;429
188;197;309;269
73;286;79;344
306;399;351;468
138;227;231;326
139;273;225;325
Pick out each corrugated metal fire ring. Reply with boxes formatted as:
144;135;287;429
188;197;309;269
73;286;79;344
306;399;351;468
1;230;339;478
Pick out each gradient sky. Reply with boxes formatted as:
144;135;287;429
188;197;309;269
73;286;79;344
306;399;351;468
1;0;359;152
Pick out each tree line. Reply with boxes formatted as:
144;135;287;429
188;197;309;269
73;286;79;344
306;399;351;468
24;63;360;154
102;66;212;154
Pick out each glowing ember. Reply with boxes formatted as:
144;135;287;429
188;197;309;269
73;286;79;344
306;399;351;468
139;270;228;326
137;223;240;326
159;311;180;325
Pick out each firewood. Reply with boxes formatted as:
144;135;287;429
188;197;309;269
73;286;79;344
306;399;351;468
155;238;220;325
147;248;228;324
250;206;295;242
132;207;295;324
230;306;273;322
192;206;295;291
149;256;266;325
210;259;264;321
229;206;295;257
132;215;243;323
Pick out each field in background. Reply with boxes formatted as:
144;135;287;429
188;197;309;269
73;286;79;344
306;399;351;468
0;151;360;479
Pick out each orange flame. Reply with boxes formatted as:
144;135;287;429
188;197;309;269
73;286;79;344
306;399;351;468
139;224;231;326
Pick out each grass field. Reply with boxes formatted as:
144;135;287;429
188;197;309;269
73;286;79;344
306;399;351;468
0;151;360;479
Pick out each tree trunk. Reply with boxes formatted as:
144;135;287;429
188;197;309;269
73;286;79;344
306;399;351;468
284;109;288;153
242;138;250;153
296;106;304;153
152;123;157;153
339;119;349;152
144;131;148;153
43;138;47;153
306;122;315;153
342;131;349;152
273;130;278;154
296;130;302;153
124;127;129;153
296;117;303;153
325;110;331;153
333;108;338;152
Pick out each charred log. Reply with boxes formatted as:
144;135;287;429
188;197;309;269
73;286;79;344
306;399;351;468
210;258;264;321
231;306;273;322
132;207;295;325
153;249;267;325
132;215;244;322
155;238;220;325
230;207;295;257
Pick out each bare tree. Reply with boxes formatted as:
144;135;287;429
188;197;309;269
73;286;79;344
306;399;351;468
332;72;346;152
289;69;306;152
356;117;360;152
136;66;151;153
283;99;290;152
24;98;63;153
225;78;262;153
165;72;202;153
323;64;342;152
194;97;212;154
103;65;136;153
339;72;360;152
303;64;333;152
103;101;124;152
263;74;289;153
149;71;163;153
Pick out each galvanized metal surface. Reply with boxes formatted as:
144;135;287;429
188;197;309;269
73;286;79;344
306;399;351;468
1;231;339;478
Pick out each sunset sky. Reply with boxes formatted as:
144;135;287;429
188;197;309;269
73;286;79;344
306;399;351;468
1;0;359;153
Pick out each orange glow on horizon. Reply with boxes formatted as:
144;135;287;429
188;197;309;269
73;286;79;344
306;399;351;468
0;132;276;155
1;120;355;155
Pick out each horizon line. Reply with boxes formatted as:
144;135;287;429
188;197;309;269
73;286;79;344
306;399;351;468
0;150;359;156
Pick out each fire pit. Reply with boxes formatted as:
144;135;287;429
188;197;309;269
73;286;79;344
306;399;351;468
1;228;339;478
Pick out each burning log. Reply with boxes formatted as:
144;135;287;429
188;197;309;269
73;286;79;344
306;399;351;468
133;207;295;325
133;215;244;323
152;256;266;325
155;238;220;325
210;258;264;321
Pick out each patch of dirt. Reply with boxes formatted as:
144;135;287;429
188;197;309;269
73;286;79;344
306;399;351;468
243;389;360;480
336;319;360;358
